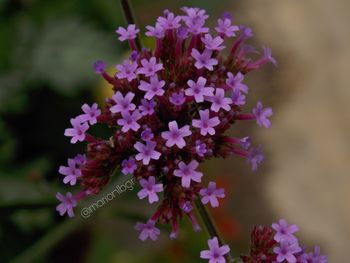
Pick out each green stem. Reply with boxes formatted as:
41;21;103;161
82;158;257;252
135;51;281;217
119;0;142;50
195;196;234;262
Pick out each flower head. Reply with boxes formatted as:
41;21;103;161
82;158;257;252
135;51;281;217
185;77;214;103
134;141;161;165
137;176;163;204
192;109;220;136
272;219;299;243
199;182;225;208
137;57;163;77
207;88;232;112
215;17;239;37
138;75;165;100
116;24;140;41
161;121;191;149
135;219;160;241
121;157;137;175
116;59;138;81
110;91;136;114
201;34;225;51
117;110;142;132
174;160;203;188
64;118;89;144
200;237;231;262
191;48;218;71
78;103;101;125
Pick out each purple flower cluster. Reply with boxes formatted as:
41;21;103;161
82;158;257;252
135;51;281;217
57;6;277;262
241;219;328;263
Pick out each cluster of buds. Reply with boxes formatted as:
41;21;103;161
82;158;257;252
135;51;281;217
241;219;328;263
56;6;279;262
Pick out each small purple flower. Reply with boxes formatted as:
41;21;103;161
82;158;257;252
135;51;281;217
56;192;77;217
110;91;136;114
200;237;231;263
247;146;264;171
201;34;225;51
191;48;218;71
116;24;140;41
78;103;101;125
138;75;165;100
59;158;81;186
307;246;328;263
272;219;299;243
145;24;165;38
192;109;220;136
176;26;188;39
121;157;137;175
116;59;138;81
134;141;161;165
231;89;246;106
137;176;163;204
157;11;182;30
181;201;193;213
215;18;239;37
169;91;186;106
174;160;203;188
253;101;273;128
182;7;209;35
199;182;225;208
138;99;156;116
273;240;302;263
136;57;163;77
117;110;142;132
134;219;160;241
161;121;191;149
185;77;214;103
262;46;277;66
226;72;248;93
239;137;251;150
195;140;207;157
207;88;232;112
141;127;154;141
93;60;106;74
64;118;89;144
74;154;86;166
129;50;139;61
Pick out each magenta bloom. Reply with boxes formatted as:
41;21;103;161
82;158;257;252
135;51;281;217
253;101;273;128
121;157;137;175
135;219;160;241
116;24;140;41
136;57;163;77
200;182;225;208
273;240;302;263
161;121;191;149
64;118;89;144
272;219;299;243
226;72;248;94
157;11;182;30
78;103;101;125
192;109;220;136
139;99;156;116
116;59;138;81
169;91;186;106
59;159;81;186
174;160;203;188
117;110;142;132
93;60;106;74
137;176;163;204
185;77;214;103
138;75;165;100
134;141;161;165
145;24;165;38
110;91;136;114
191;48;218;71
200;237;231;263
215;17;239;37
56;192;77;217
201;34;225;51
207;88;232;112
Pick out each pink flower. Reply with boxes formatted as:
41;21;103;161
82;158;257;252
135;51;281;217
116;59;138;81
116;24;140;41
136;57;163;77
134;141;161;165
200;237;231;262
56;192;77;217
110;91;136;114
78;103;101;125
137;176;163;204
135;219;160;241
161;121;191;149
253;101;273;128
185;77;214;103
192;109;220;136
64;118;89;144
174;160;203;188
207;88;232;112
191;48;218;71
59;158;81;186
199;182;225;208
138;75;165;100
117;110;142;132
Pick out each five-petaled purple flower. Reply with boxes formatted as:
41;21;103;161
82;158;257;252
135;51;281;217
138;75;165;99
185;77;214;103
134;141;161;165
116;24;140;41
59;159;81;186
201;34;225;51
226;72;248;94
174;160;203;188
116;59;138;81
161;121;191;149
192;109;220;136
169;91;186;106
56;192;77;217
253;101;273;128
200;237;231;263
117;110;142;132
136;57;163;77
157;11;182;30
207;88;232;112
110;91;136;114
139;99;156;116
93;60;106;74
145;24;165;38
272;219;299;243
135;219;160;241
199;182;225;208
273;240;302;263
137;176;163;204
247;146;264;171
191;48;218;71
121;157;137;175
215;17;239;37
64;118;89;144
78;103;101;125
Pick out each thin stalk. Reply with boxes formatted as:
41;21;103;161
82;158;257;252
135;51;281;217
120;0;142;50
195;196;234;262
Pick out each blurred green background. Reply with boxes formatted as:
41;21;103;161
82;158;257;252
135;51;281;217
1;0;349;262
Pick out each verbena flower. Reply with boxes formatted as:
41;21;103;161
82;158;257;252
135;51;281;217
200;237;231;262
58;6;280;262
